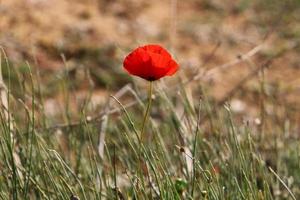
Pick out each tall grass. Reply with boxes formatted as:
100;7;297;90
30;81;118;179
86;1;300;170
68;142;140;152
0;55;299;200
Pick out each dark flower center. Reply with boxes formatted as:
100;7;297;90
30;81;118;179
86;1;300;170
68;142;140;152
147;76;156;81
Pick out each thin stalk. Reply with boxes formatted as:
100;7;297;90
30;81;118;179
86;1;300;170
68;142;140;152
113;145;118;200
191;100;202;197
138;81;153;198
140;81;153;142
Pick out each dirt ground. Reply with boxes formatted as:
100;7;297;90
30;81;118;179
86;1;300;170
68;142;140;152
0;0;299;129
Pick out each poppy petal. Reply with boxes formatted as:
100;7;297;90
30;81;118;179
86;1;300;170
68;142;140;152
148;52;170;69
123;48;150;78
166;59;179;76
143;44;171;59
123;44;179;81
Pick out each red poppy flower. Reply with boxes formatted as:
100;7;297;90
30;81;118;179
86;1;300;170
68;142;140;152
123;44;179;81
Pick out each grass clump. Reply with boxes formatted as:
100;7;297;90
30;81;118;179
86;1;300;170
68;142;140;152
0;56;299;199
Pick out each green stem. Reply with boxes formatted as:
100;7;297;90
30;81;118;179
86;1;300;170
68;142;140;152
140;81;153;142
137;81;153;196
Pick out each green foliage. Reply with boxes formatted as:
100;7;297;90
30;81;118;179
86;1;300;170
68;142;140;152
0;66;299;200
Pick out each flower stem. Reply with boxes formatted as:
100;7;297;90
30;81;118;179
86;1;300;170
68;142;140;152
140;81;153;142
137;81;153;191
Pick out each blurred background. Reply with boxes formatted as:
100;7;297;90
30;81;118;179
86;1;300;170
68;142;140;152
1;1;300;199
0;0;299;130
